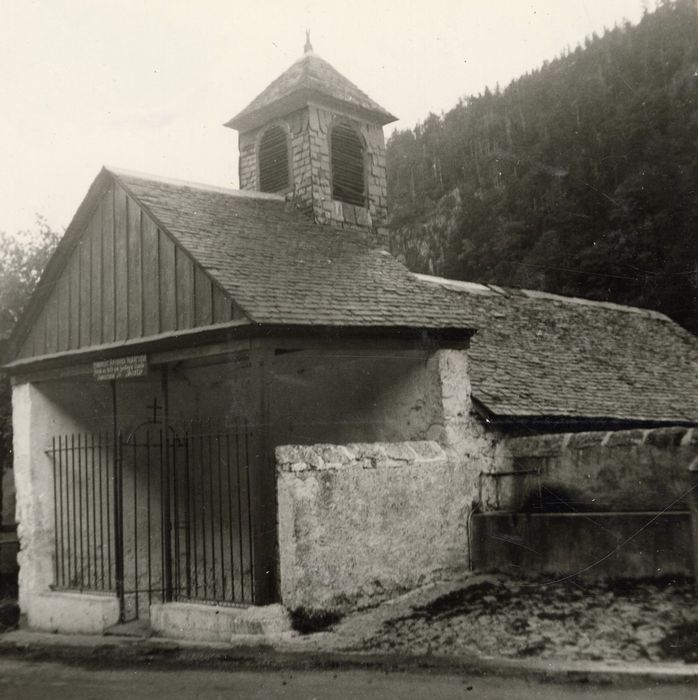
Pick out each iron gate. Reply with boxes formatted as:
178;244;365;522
49;422;257;621
50;433;115;594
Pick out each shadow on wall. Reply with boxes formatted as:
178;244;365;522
483;426;698;514
472;426;698;581
519;484;581;513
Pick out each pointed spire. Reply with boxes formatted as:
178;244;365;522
304;29;313;54
226;37;398;131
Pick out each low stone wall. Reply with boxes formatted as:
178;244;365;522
472;511;692;580
484;426;698;513
28;591;119;634
276;441;471;615
150;602;291;641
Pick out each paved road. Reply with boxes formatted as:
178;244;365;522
0;658;696;699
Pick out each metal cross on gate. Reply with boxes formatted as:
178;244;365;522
146;397;162;424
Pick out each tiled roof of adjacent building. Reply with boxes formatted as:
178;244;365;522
226;51;397;130
416;274;698;424
112;169;476;330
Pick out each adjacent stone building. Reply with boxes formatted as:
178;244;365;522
3;41;698;641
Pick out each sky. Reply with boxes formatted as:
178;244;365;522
0;0;649;236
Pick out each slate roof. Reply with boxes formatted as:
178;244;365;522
112;169;476;330
226;51;397;130
117;170;698;424
416;274;698;424
9;166;698;425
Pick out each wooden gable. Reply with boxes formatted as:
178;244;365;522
17;180;241;360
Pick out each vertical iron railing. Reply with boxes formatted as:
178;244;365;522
169;421;256;606
48;422;257;616
49;432;116;592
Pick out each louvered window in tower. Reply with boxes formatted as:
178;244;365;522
331;123;365;206
258;125;290;193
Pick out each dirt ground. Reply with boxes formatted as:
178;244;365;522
2;571;697;669
353;574;698;664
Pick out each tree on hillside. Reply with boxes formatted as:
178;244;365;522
388;0;698;333
0;218;61;470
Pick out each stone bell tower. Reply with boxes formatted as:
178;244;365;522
225;34;397;243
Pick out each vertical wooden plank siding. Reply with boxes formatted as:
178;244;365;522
101;186;116;344
127;196;143;339
159;231;177;332
212;288;231;324
79;235;91;346
68;254;80;350
175;247;194;330
25;317;37;358
57;269;70;352
45;292;58;354
194;267;213;327
15;179;241;360
114;186;129;340
35;308;47;357
90;202;103;346
141;215;160;336
18;333;30;359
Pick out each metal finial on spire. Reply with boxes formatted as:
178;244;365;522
304;29;313;54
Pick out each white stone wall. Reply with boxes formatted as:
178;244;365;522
275;349;500;614
276;440;464;613
29;591;119;634
150;601;290;640
12;379;123;632
13;382;82;613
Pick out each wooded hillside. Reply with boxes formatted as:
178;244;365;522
387;0;698;331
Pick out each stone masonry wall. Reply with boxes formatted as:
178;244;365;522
238;105;388;247
12;379;125;633
12;382;87;613
276;441;470;614
481;426;698;513
275;349;504;615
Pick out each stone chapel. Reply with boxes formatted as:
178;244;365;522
3;40;698;639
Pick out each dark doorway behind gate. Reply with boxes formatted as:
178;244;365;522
48;420;258;622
